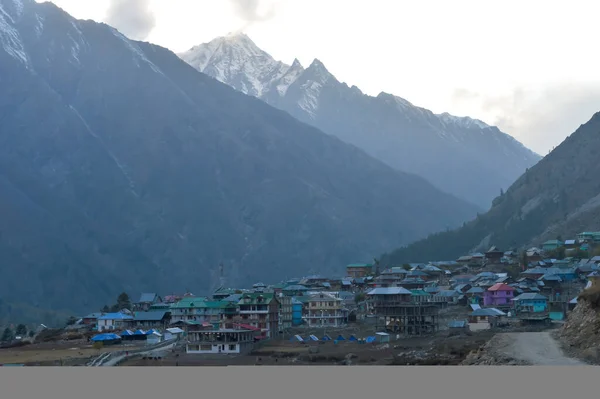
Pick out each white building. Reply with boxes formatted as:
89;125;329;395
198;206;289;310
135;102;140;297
96;313;133;331
185;329;254;355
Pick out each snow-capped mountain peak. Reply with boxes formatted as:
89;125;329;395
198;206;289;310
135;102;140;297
179;32;288;97
437;112;490;130
180;33;542;209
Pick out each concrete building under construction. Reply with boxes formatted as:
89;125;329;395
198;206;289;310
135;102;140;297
366;287;439;335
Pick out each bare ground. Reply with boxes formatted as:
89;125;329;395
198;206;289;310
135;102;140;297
467;331;587;365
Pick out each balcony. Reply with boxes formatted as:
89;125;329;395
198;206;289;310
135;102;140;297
239;310;269;314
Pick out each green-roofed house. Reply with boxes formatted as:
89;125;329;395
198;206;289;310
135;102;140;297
346;263;373;278
169;296;214;324
542;240;564;251
237;293;280;338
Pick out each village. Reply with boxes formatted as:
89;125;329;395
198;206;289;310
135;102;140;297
2;231;600;366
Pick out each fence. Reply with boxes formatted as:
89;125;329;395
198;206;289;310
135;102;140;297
88;338;178;366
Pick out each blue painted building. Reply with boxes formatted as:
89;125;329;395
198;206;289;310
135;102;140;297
291;297;303;326
511;293;548;313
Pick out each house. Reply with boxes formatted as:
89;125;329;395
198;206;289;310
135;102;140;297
577;232;600;243
169;297;209;324
398;277;428;289
465;286;485;298
471;253;485;265
212;287;238;300
468;308;505;331
433;290;461;305
564;239;579;249
483;283;515;307
511;293;548;314
96;312;133;332
276;293;293;332
145;330;163;345
305;293;346;328
282;284;310;296
457;255;472;265
542;240;564;251
133;293;162;311
587;271;600;289
485;246;504;264
185;328;255;355
447;320;469;335
237;293;280;338
525;248;544;262
132;311;171;328
82;313;103;326
451;275;475;285
406;270;431;280
346;263;373;278
163;327;184;341
291;297;304;326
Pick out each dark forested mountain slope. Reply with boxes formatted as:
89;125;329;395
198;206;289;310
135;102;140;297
0;0;477;320
382;112;600;265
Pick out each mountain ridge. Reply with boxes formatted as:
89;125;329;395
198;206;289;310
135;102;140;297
180;33;541;209
0;0;478;320
381;111;600;265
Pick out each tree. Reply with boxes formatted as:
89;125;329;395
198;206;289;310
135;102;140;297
354;292;366;303
115;292;131;311
402;264;411;271
1;327;13;342
65;316;78;326
15;324;27;336
101;305;110;313
500;188;504;196
28;331;35;338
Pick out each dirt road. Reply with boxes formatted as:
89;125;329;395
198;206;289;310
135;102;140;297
493;332;586;365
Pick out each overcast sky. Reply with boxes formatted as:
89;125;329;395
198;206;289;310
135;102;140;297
40;0;600;155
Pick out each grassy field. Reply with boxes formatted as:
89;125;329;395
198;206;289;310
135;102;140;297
0;341;137;366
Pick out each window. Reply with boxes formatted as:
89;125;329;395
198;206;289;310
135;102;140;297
229;344;236;351
200;345;211;351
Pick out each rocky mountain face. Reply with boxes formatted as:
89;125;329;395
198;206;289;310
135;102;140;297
560;287;600;364
0;0;478;320
180;33;541;210
381;111;600;265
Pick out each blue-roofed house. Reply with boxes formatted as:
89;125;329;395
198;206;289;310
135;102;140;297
511;293;548;314
97;312;133;332
133;311;171;328
447;320;469;335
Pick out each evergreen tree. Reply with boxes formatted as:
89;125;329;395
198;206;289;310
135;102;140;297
15;324;27;336
116;292;132;311
1;327;13;342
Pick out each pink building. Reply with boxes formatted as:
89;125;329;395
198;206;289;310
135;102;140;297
483;283;515;307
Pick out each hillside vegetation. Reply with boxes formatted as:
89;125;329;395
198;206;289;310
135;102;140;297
382;111;600;265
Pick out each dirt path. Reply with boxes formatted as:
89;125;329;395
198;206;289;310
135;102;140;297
494;332;586;365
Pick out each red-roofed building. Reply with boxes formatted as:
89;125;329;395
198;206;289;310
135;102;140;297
484;283;515;307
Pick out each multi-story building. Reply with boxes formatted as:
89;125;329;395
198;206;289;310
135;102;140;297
169;297;239;328
346;263;373;278
276;293;293;332
305;293;346;328
237;293;280;338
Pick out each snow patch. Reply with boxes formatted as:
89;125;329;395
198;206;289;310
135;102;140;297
0;5;29;66
437;112;490;130
34;12;44;37
298;81;322;118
